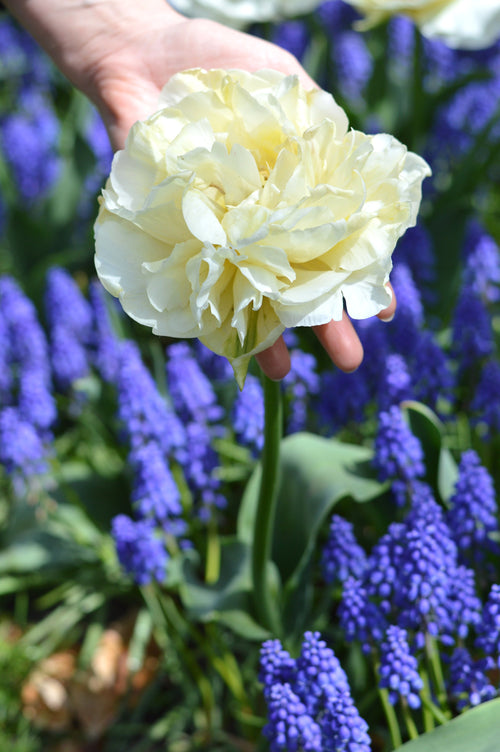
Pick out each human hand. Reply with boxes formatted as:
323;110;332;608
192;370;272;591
7;0;396;379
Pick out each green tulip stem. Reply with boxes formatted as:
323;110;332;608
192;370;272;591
251;374;283;637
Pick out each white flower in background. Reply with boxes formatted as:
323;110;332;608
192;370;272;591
168;0;322;28
345;0;500;50
94;68;430;387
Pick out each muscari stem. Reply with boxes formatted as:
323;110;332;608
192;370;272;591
378;687;403;751
402;699;419;740
251;374;283;637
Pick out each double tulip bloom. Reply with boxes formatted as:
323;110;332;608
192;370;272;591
346;0;500;49
94;69;430;386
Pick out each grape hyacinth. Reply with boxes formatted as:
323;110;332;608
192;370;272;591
358;484;481;649
332;31;373;104
0;407;48;489
111;514;169;586
0;275;52;384
378;625;423;709
115;340;185;455
394;224;435;303
17;367;57;436
166;342;226;520
264;683;322;752
410;331;454;411
446;450;499;564
475;584;500;667
283;349;320;435
472;360;500;437
0;310;11;403
129;442;185;535
387;16;415;81
321;515;368;586
271;20;310;62
378;354;413;411
88;279;121;384
448;647;496;711
315;0;359;35
317;368;371;435
388;263;424;357
432;78;500;160
261;631;371;752
451;286;494;372
0;276;55;470
166;342;224;425
0;94;60;202
44;267;92;392
296;632;371;752
259;639;296;698
463;223;500;304
338;575;387;654
372;406;425;506
232;373;264;455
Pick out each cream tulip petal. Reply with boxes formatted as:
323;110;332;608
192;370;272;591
202;299;283;388
241;244;295;281
342;264;393;319
182;189;227;245
420;0;500;49
267;223;347;264
308;88;349;135
274;288;345;327
278;268;349;305
95;212;166;297
143;240;199;313
109;125;165;212
131;175;192;245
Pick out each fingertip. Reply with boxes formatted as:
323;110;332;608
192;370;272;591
313;313;364;373
255;335;291;381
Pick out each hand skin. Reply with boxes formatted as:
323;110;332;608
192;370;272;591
5;0;396;380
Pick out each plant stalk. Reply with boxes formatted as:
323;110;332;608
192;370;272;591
251;374;283;637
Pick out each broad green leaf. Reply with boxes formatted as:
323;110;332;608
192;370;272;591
402;401;458;502
239;432;385;585
398;699;500;752
0;529;97;574
179;537;271;641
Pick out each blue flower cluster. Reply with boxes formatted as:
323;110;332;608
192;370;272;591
321;515;368;586
378;625;423;708
448;647;496;711
44;267;93;394
232;374;264;456
166;342;227;521
372;406;425;506
0;276;55;488
446;450;499;564
260;631;371;752
0;14;112;218
283;347;320;435
331;472;500;711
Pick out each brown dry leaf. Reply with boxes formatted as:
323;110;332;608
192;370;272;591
21;612;160;741
69;679;120;740
21;651;77;732
90;628;125;690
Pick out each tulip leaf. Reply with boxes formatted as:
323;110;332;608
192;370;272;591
402;400;458;502
178;538;271;641
238;432;385;587
398;699;500;752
